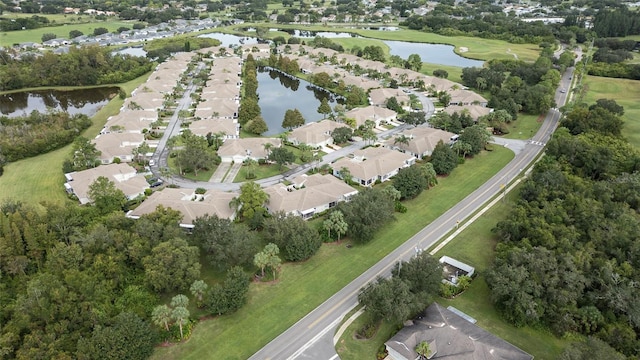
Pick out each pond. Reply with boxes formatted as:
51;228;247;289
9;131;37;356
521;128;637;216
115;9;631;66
257;68;343;136
198;32;260;47
262;29;485;67
0;87;118;118
384;41;484;68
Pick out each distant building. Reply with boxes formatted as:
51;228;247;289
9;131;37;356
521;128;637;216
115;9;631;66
287;120;348;148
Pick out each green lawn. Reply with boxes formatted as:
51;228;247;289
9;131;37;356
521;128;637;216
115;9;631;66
583;75;640;148
0;19;136;45
167;157;217;182
151;146;514;360
501;113;544;140
233;163;282;182
337;188;570;360
0;74;151;205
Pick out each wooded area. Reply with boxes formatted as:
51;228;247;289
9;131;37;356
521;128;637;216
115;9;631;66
0;46;153;91
0;111;92;162
487;100;640;358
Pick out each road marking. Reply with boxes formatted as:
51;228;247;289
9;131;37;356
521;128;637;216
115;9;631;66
288;315;344;360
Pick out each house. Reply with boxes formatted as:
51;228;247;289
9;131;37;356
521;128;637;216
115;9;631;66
103;110;158;134
264;174;358;219
64;163;149;204
92;132;148;164
369;88;410;109
195;98;238;119
217;138;281;163
330;146;415;187
189;118;239;139
384;127;456;158
344;106;397;128
442;105;493;121
126;188;238;228
385;303;533;360
423;76;458;93
287;120;348;148
447;89;488;107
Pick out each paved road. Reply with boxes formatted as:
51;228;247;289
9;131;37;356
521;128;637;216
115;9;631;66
249;68;574;360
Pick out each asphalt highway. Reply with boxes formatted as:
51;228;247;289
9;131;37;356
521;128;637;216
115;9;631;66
248;68;574;360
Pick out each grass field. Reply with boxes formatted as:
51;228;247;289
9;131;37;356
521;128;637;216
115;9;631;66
151;146;514;360
0;74;151;205
0;18;135;45
502;113;544;140
583;75;640;148
337;188;571;360
233;163;282;182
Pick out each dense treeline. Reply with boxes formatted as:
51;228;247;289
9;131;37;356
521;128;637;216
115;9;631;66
587;38;640;80
0;15;49;32
487;100;640;357
143;37;220;62
0;46;153;91
593;7;640;37
461;47;566;120
0;111;92;162
401;12;554;44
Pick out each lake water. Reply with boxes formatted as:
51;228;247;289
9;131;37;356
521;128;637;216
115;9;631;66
0;88;118;118
198;33;260;47
257;68;342;135
384;41;484;68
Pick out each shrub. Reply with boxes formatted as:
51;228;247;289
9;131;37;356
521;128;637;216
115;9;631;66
195;187;206;194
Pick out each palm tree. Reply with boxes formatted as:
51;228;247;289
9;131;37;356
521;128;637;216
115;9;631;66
263;142;273;157
172;306;190;340
170;294;189;309
229;196;241;217
189;281;208;307
152;305;172;332
339;166;353;185
244;158;258;180
394;134;410;147
415;341;431;359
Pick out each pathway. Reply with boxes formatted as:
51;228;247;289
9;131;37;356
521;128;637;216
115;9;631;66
209;162;231;183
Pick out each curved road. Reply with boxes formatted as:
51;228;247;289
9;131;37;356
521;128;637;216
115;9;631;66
249;68;574;360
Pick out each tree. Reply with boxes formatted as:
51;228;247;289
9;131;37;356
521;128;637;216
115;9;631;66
174;131;216;176
359;277;415;323
152;305;172;332
69;30;83;38
323;210;348;242
88;176;127;214
415;341;431;360
245;115;268;135
264;243;281;280
433;69;448;78
222;266;251;312
560;337;626;360
268;147;296;170
422;163;438;188
191;215;259;270
41;33;56;42
254;251;269;278
438;91;451;107
93;27;109;36
263;213;323;262
70;136;100;171
143;238;201;293
238;182;269;221
331;126;353;144
406;53;422;72
282;108;305;130
452;141;472;158
238;97;261;126
337;188;395;243
171;306;190;340
76;312;157;360
430;140;458;175
401;111;426;126
459;125;491;155
171;294;189;309
244;158;258;180
394;134;410;147
317;98;332;119
393;165;428;200
386;96;403;113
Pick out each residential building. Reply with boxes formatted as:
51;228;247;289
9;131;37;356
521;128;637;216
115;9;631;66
331;146;415;186
126;188;238;228
287;120;348;148
442;105;493;121
384;127;456;158
264;174;358;219
385;303;533;360
64;163;149;204
189;118;239;139
344;106;397;127
92;132;150;164
369;88;411;109
447;89;488;107
217;138;281;163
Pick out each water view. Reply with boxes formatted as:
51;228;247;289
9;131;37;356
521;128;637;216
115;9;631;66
384;40;485;68
113;47;147;57
0;88;118;118
198;32;260;47
257;69;343;135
